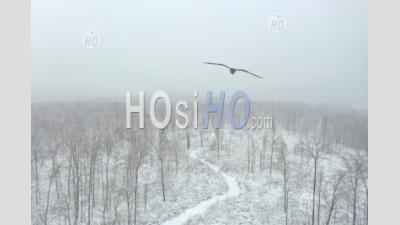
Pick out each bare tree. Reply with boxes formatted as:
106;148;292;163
325;172;345;225
269;127;279;176
277;139;289;225
259;130;268;172
343;151;365;225
43;142;61;225
158;129;167;202
360;163;368;225
304;133;328;225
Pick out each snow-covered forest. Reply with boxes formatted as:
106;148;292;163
31;101;367;225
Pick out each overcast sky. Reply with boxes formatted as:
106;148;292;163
32;0;367;108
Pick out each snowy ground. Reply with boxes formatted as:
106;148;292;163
33;127;367;225
176;129;365;225
161;147;241;225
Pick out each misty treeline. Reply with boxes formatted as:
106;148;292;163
32;101;367;225
251;102;367;150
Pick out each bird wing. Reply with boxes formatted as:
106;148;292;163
203;62;231;69
236;69;264;79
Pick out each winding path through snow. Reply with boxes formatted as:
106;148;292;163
161;147;241;225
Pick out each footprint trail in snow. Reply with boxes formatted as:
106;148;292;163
161;147;241;225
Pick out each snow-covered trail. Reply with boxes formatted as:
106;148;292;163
161;147;241;225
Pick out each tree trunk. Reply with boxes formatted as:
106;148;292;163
352;175;359;225
43;176;54;225
311;158;318;225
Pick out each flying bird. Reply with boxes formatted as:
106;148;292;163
203;62;264;79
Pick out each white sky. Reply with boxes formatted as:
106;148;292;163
32;0;367;108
